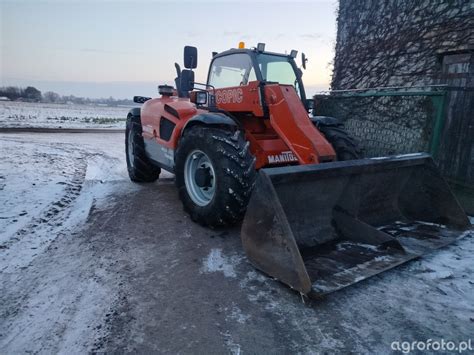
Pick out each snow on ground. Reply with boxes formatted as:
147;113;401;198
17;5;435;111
0;132;139;353
0;101;131;129
0;132;174;273
233;233;474;353
0;130;472;353
200;248;244;278
0;101;472;352
0;133;131;272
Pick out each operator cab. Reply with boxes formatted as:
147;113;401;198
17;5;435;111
206;43;307;103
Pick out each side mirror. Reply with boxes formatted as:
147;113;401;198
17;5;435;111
184;46;198;69
305;99;314;111
302;53;308;70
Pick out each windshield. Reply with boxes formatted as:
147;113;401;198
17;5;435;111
257;54;300;97
208;53;256;88
208;52;301;97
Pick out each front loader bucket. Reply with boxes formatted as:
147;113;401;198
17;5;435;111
241;153;471;297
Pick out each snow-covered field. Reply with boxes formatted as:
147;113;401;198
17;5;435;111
0;101;130;129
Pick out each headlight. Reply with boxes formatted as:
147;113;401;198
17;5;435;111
196;91;208;105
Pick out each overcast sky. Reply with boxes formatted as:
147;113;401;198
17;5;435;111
1;0;338;99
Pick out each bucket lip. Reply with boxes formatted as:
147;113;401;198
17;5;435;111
261;152;433;179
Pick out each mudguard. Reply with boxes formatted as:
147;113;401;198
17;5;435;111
181;112;237;135
128;107;141;117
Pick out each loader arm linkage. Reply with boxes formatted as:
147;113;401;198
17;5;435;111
264;84;336;164
213;82;337;168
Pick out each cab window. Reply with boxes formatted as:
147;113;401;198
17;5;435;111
208;54;256;88
257;54;301;97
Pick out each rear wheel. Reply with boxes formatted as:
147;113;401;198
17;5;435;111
318;125;363;161
175;126;256;227
125;113;161;182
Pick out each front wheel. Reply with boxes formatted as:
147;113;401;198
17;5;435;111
175;126;256;227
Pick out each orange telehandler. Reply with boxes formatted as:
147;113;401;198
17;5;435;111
126;43;471;297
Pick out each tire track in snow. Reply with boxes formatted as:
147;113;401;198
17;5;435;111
0;144;87;272
0;134;132;353
0;138;126;273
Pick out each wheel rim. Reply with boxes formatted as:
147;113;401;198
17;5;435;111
184;150;216;207
127;129;135;168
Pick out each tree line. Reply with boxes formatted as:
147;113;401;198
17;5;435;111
0;86;134;106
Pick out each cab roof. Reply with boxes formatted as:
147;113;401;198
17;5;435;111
213;47;293;60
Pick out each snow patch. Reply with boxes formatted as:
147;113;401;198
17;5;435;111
370;153;424;160
424;270;454;280
415;220;447;228
228;305;250;324
200;248;242;278
221;331;241;355
370;156;389;160
394;152;424;158
373;255;393;262
85;154;125;182
336;241;379;251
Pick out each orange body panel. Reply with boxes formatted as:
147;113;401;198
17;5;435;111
140;96;206;150
139;81;336;171
214;81;264;117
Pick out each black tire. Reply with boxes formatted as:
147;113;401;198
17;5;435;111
125;113;161;182
317;125;363;161
175;126;256;227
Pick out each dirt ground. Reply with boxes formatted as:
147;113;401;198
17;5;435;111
1;132;473;354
